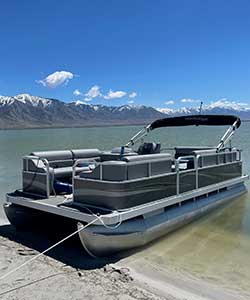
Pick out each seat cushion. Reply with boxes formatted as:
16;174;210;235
71;149;101;159
175;147;215;159
31;150;73;161
31;149;101;161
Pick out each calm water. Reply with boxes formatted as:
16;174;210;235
0;124;250;294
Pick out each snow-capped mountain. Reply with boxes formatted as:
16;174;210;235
157;100;250;118
0;94;249;129
0;94;52;107
0;94;163;129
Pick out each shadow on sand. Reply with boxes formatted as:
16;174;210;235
0;223;121;270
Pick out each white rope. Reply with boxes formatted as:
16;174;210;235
76;205;123;230
0;217;99;281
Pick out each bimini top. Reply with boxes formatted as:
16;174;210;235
126;114;241;148
150;114;241;130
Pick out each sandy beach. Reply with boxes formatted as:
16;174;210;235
0;221;168;300
0;218;249;300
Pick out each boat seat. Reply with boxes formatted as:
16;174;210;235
122;153;172;179
27;149;101;177
79;161;125;181
31;150;73;161
175;147;214;159
23;149;102;196
71;149;101;160
193;149;238;167
30;149;101;168
80;153;173;181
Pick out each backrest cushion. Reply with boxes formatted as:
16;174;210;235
79;154;173;181
124;153;173;179
175;147;214;159
71;149;101;159
31;150;73;161
31;149;101;168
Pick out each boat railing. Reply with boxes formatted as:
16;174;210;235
175;149;241;196
72;157;172;181
23;155;51;198
175;155;196;195
196;149;241;167
72;159;98;177
23;148;241;200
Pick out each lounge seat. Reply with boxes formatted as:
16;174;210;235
74;153;174;209
23;149;101;196
175;147;214;159
193;149;238;167
80;153;173;181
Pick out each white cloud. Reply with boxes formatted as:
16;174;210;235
103;89;127;100
38;71;74;88
181;98;197;103
164;100;174;105
128;100;134;104
73;89;82;96
128;92;137;98
84;85;102;101
207;99;250;111
73;86;135;101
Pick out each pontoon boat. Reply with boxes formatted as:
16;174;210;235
4;115;248;256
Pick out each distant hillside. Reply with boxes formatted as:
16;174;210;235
0;94;249;129
0;94;164;129
157;100;250;119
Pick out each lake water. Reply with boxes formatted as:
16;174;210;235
0;124;250;295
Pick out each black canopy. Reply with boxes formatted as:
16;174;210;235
150;115;241;130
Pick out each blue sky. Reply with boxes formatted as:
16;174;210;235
1;0;250;109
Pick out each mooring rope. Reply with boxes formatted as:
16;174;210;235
0;217;99;281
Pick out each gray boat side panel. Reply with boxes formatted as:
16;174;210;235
179;171;196;193
74;173;177;210
73;162;242;210
22;171;49;197
78;184;247;256
198;162;242;188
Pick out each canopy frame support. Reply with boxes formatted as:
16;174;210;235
216;120;238;151
125;115;241;150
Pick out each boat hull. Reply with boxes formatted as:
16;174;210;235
78;183;247;256
3;202;77;236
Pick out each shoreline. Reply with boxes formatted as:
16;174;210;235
0;221;170;300
0;217;249;300
114;258;249;300
1;119;250;131
0;122;145;131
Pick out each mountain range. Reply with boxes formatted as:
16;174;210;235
0;94;249;129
